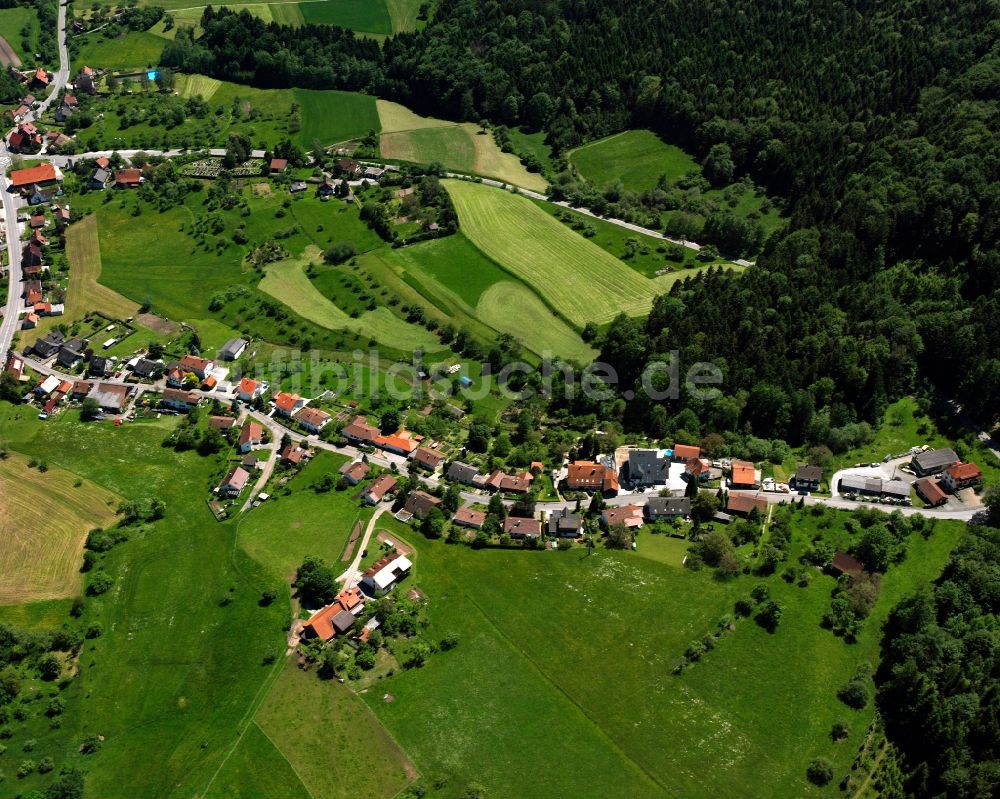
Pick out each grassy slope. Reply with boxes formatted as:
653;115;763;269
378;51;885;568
0;452;120;604
569;129;699;193
0;6;37;65
299;0;392;33
444;179;661;325
0;410;289;798
203;721;312;799
73;30;165;72
293;86;382;145
385;0;425;32
258;250;446;352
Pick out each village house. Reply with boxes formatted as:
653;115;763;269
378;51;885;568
726;493;769;516
626;449;670;486
684;457;711;482
272;391;307;417
218;337;248;361
87;382;130;414
378;431;419;456
403;490;441;520
411;446;445;472
236;377;265;402
565;461;620;494
131;357;160;380
503;516;543;540
645;496;691;520
161;388;201;411
178;354;213;380
499;473;533;493
54;94;77;123
208;416;237;434
363;165;385;180
336;158;361;177
289;181;308;193
31;330;65;359
601;504;644;530
7;104;30;123
295;406;331;434
940;462;982;493
914;477;948;507
364;474;398;504
548;508;584;538
453;507;486;530
10;163;62;199
911;447;959;477
238;420;263;453
76;66;96;94
4;354;25;381
339;460;370;485
45;130;72;151
88;354;112;377
793;465;823;491
88;167;111;190
21;312;39;329
218;466;251;497
729;460;759;489
70;380;91;400
280;443;311;466
302;587;366;641
446;461;485;487
34;375;61;397
56;338;85;368
360;553;412;597
54;206;70;228
269;158;287;174
341;414;380;445
672;443;701;462
114;168;143;189
9;122;41;153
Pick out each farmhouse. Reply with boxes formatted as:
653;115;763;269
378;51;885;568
453;507;486;530
364;474;398;504
87;382;130;413
729;460;759;489
503;516;543;539
178;354;213;379
626;449;670;486
10;163;61;194
684;457;711;482
218;337;248;361
911;447;959;476
302;602;356;641
403;490;441;519
295;406;331;434
794;465;823;491
76;66;97;94
337;158;361;176
272;391;307;417
672;443;701;462
34;375;60;397
238;420;263;452
914;477;948;507
645;496;691;520
548;508;583;537
446;461;486;487
940;462;982;493
411;446;445;472
726;493;768;516
360;553;412;597
88;167;111;190
218;466;251;497
881;479;911;500
161;388;201;411
339;460;370;485
601;504;644;529
565;461;619;493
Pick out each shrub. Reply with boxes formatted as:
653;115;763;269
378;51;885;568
806;757;834;786
837;679;869;709
86;571;113;596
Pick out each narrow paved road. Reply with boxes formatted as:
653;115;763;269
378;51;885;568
241;442;277;512
338;505;388;587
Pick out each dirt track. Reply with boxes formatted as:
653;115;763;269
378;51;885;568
0;35;20;68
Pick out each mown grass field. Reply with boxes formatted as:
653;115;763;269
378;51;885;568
300;0;392;33
0;452;120;604
362;515;964;798
0;6;37;65
294;86;381;144
384;0;425;32
150;0;399;36
569;129;699;193
376;99;455;133
259;249;446;352
23;215;140;346
73;29;165;72
444;179;661;325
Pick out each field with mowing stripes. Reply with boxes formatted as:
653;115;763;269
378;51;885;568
73;30;164;72
22;215;140;345
444;180;661;325
0;453;120;604
569;129;699;193
300;0;391;33
258;250;445;351
294;87;381;144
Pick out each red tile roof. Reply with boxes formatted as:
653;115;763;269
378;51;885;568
673;443;701;460
273;391;302;413
726;493;768;515
602;504;644;528
503;516;542;536
239;420;263;446
453;507;486;528
411;446;445;469
115;168;142;185
915;477;947;505
365;474;397;502
945;462;982;482
566;461;619;492
730;460;757;486
10;162;57;188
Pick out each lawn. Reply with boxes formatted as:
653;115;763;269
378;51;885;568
0;452;120;604
377;99;455;133
73;29;165;72
23;214;140;346
0;6;37;66
444;179;662;325
254;661;415;798
293;87;381;145
258;249;446;352
381;125;475;170
299;0;392;34
0;410;290;798
569;129;700;193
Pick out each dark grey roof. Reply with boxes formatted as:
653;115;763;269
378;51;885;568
90;167;110;184
628;449;669;484
331;609;355;634
839;475;870;493
795;465;822;481
447;461;480;484
132;357;158;377
219;338;247;358
912;448;958;472
89;355;110;374
645;496;691;517
548;508;583;535
882;479;911;498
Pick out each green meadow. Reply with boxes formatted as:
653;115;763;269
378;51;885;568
73;29;165;72
569;129;700;193
0;5;39;65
